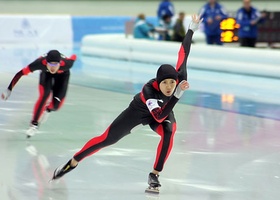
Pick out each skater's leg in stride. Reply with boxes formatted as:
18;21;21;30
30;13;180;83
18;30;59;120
52;107;141;180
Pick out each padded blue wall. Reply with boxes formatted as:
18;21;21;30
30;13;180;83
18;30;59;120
71;16;157;43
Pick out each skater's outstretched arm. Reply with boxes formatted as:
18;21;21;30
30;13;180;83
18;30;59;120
175;15;202;81
1;59;41;100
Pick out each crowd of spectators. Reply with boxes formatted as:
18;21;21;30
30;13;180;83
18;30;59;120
132;0;267;48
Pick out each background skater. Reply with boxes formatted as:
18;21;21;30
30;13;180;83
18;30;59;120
1;50;77;138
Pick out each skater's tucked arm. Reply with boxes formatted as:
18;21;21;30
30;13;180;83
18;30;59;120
143;81;189;123
146;96;179;123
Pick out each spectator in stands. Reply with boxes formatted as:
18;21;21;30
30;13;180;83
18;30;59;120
236;0;266;47
199;0;228;45
158;14;173;41
133;14;155;40
172;12;186;42
157;0;175;21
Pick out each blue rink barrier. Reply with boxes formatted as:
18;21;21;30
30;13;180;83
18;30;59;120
71;16;157;43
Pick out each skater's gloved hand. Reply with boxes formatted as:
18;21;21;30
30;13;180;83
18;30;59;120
174;80;189;99
188;14;203;32
1;89;11;100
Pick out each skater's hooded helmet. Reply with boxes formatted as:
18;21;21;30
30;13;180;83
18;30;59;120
46;50;61;63
156;64;178;84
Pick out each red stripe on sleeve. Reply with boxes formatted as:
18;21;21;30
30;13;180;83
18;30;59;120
175;45;184;71
22;67;31;75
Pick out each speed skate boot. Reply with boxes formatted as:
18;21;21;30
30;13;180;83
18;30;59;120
26;123;38;138
51;160;77;181
145;172;161;194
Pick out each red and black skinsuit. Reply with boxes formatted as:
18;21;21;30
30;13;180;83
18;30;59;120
73;29;194;172
7;53;77;126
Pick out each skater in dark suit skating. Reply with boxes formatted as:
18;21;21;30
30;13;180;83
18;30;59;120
52;15;202;192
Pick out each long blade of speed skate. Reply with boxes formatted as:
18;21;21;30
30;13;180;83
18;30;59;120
145;187;159;194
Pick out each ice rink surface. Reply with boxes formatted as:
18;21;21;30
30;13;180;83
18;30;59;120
0;45;280;200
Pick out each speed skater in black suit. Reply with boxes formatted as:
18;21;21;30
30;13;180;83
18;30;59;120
1;50;77;138
52;15;202;192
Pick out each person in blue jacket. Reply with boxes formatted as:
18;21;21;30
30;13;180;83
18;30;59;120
133;13;155;40
157;0;175;20
236;0;266;47
199;0;228;45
